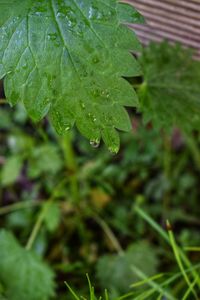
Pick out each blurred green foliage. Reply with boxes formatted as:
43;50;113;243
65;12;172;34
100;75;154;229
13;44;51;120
0;42;200;299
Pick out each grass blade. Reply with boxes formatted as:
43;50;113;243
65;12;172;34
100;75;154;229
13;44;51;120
134;205;200;287
130;264;176;300
65;282;80;300
131;273;165;288
167;220;198;300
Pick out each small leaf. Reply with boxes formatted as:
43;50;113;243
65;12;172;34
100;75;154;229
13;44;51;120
28;144;62;179
1;155;22;186
43;202;61;232
0;230;55;300
138;42;200;132
96;241;158;297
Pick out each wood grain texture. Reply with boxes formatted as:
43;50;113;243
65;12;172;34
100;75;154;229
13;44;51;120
127;0;200;59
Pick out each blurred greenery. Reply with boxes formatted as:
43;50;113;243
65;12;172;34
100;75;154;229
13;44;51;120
0;42;200;299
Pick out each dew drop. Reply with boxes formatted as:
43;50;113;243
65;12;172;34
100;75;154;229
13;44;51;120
108;145;119;154
47;33;57;41
90;139;100;148
64;125;71;132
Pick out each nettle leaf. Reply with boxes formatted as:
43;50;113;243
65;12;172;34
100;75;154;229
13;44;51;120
0;0;143;153
28;144;62;178
0;230;55;300
1;155;22;186
96;241;158;297
138;42;200;132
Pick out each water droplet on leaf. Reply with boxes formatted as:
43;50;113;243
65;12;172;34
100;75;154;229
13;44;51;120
90;139;100;148
64;125;71;132
108;145;119;154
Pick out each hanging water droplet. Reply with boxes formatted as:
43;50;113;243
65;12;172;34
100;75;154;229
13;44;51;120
90;139;100;148
108;145;119;154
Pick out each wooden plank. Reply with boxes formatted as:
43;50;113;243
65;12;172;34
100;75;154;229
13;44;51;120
126;0;200;58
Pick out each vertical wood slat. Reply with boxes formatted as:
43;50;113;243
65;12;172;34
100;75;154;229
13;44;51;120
126;0;200;59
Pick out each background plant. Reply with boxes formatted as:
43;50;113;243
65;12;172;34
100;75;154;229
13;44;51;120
0;1;200;299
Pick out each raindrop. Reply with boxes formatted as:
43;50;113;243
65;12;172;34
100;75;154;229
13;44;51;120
108;145;119;154
47;33;57;41
90;139;100;148
64;126;71;132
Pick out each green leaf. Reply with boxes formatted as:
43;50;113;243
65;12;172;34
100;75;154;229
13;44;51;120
0;230;55;300
1;155;22;186
0;0;143;152
138;42;200;132
43;202;61;232
96;241;158;297
116;3;145;24
0;110;11;129
28;144;62;179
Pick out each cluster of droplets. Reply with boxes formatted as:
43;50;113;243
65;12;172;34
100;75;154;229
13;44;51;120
32;0;47;16
47;32;57;41
108;144;119;154
91;88;110;101
88;5;115;22
54;111;72;134
87;112;97;123
90;138;119;154
56;2;88;37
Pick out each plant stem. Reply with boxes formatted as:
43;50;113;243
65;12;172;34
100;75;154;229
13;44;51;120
163;133;172;179
94;212;175;300
135;205;200;287
25;202;50;251
93;213;123;255
25;179;67;250
167;220;198;300
183;132;200;171
61;132;79;203
0;201;40;216
162;132;172;218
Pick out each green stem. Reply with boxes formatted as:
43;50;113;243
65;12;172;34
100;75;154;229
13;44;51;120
0;201;40;216
61;132;79;203
183;132;200;171
162;132;172;217
167;220;198;300
163;133;171;179
25;202;50;251
25;179;67;250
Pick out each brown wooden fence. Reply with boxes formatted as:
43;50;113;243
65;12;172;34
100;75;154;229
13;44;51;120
126;0;200;59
